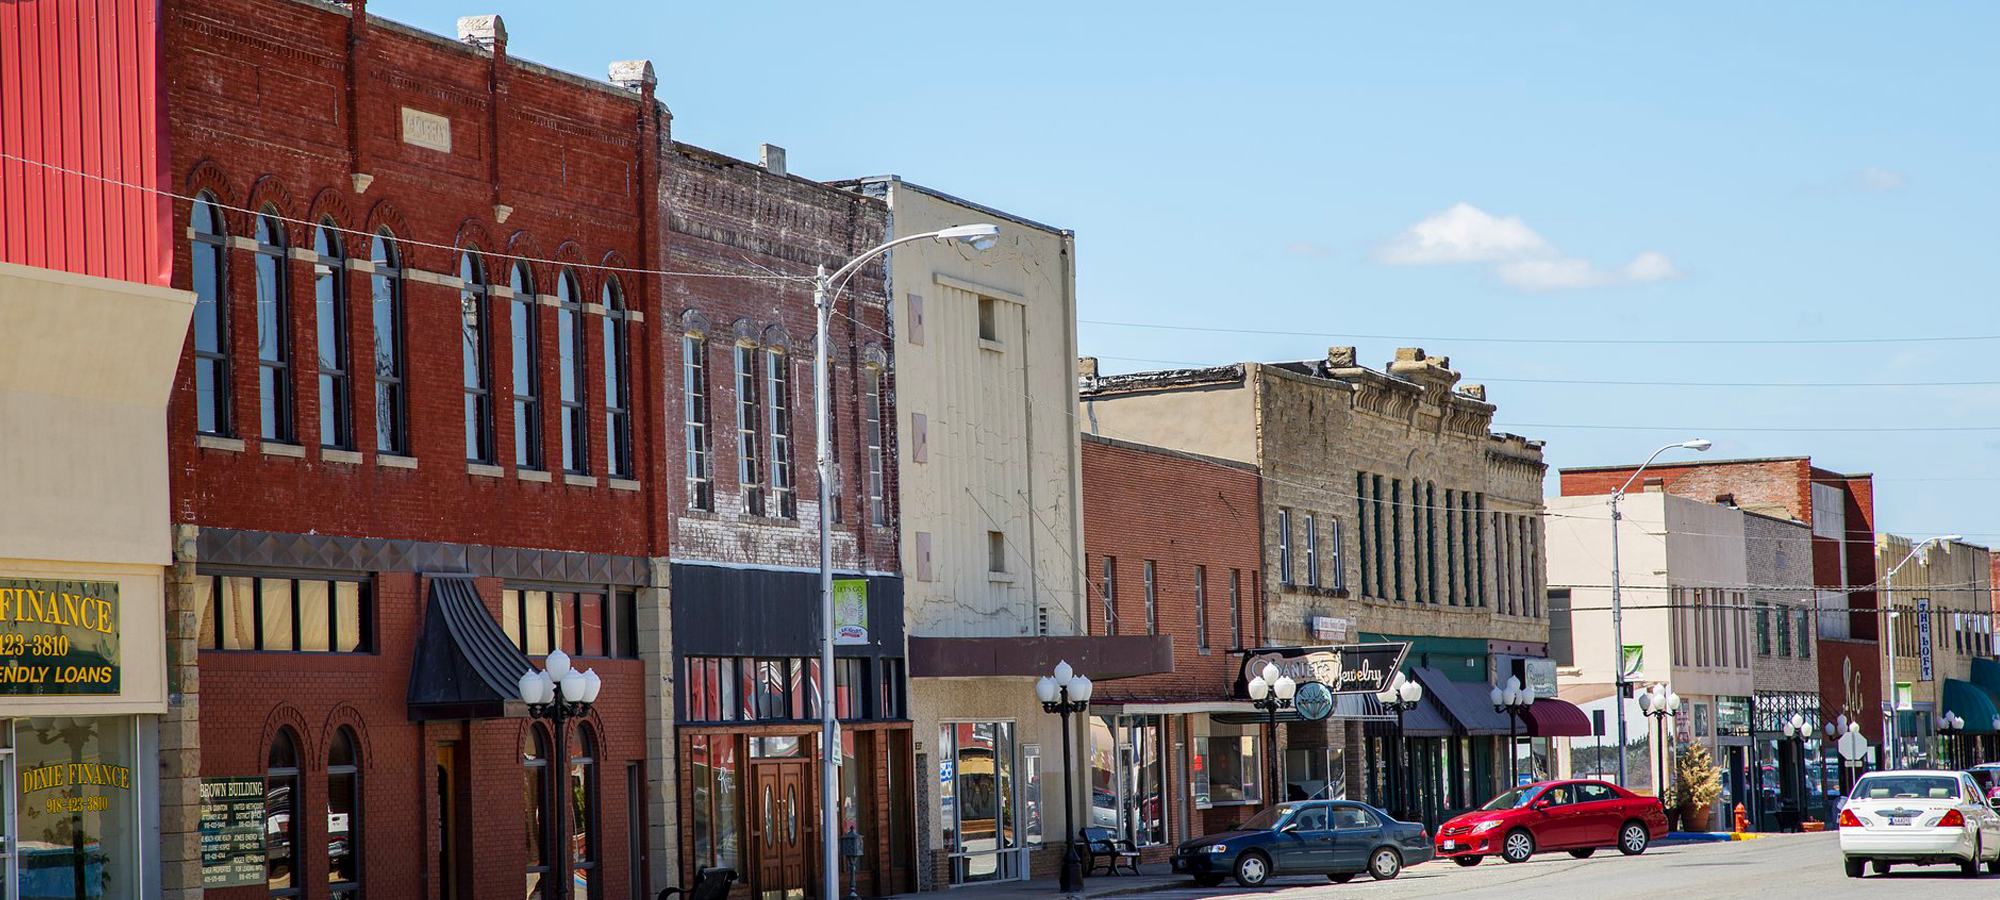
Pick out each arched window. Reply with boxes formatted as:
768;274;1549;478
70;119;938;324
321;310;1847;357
862;362;886;526
328;727;363;899
314;220;353;450
569;727;599;896
764;344;794;518
735;341;764;516
556;270;589;474
369;231;408;455
512;262;544;470
461;251;494;463
255;208;295;443
682;319;714;512
266;728;303;897
523;726;553;897
190;193;232;436
601;277;632;479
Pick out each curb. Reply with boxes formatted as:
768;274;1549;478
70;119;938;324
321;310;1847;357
1657;831;1770;846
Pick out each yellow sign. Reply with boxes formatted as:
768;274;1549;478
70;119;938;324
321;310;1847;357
0;579;120;694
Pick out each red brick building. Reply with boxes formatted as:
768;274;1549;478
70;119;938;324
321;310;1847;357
1080;434;1267;852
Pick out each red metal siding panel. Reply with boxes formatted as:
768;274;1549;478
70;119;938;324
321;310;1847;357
0;0;167;286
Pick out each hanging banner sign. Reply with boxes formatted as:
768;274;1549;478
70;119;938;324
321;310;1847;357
1918;598;1934;682
1239;642;1410;696
832;579;869;645
199;777;267;888
0;579;120;694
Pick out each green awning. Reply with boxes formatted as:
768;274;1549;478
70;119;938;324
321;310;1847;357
1943;678;1998;733
1970;658;2000;711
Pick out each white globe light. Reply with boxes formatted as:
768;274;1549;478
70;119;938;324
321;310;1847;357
1273;675;1297;701
1248;676;1270;701
545;649;572;682
560;670;587;703
1375;688;1396;706
1260;663;1280;684
582;669;602;704
518;670;542;704
1402;680;1424;704
1072;676;1094;703
533;671;555;704
1490;685;1504;706
1506;676;1522;693
1054;660;1074;684
1036;676;1058;704
1666;692;1681;712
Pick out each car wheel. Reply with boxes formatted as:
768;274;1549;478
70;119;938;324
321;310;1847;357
1618;820;1649;856
1568;848;1596;859
1233;852;1271;888
1327;873;1354;884
1193;875;1224;888
1987;854;2000;875
1369;848;1403;881
1964;838;1982;877
1453;855;1483;867
1872;860;1891;875
1845;857;1865;879
1501;829;1536;864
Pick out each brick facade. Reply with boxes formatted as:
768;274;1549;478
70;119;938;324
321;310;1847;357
1743;511;1817;695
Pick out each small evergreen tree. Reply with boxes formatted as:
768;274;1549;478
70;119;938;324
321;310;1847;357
1672;743;1724;825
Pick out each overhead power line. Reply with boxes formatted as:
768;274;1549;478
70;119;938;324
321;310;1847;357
1080;318;2000;346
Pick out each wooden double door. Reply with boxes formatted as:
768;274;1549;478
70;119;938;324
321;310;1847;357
752;760;812;900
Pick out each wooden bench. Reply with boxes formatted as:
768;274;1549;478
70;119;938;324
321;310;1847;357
658;866;737;900
1080;827;1141;876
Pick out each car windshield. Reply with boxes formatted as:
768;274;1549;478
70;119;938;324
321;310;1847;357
1239;804;1296;831
1480;785;1544;811
1852;775;1963;801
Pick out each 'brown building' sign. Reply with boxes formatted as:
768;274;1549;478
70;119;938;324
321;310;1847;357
0;579;120;694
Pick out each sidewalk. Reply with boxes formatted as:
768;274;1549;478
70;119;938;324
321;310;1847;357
879;865;1189;900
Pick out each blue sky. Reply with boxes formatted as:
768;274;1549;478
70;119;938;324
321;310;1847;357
375;0;2000;546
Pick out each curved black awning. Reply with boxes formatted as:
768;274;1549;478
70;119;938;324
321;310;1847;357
407;576;532;721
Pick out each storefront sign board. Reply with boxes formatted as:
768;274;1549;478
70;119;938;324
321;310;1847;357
832;579;869;645
199;777;266;888
1240;642;1409;695
0;578;120;694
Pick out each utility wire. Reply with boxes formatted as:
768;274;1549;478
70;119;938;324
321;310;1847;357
1080;318;2000;346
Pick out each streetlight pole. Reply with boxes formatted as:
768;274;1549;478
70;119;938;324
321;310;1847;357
1036;662;1093;894
1247;664;1296;805
1490;677;1536;787
516;650;602;900
1607;439;1711;787
1937;712;1964;769
1877;535;1960;773
811;223;999;900
1638;683;1679;798
1376;671;1423;820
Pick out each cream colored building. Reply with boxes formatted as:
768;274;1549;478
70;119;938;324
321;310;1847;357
1879;534;1995;768
0;261;193;898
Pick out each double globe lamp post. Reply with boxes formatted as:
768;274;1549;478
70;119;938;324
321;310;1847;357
1637;683;1679;794
1937;711;1966;769
1489;676;1536;785
1375;672;1423;820
1246;664;1297;805
516;649;603;900
1035;661;1093;894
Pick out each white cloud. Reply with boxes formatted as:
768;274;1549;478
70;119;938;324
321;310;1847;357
1285;240;1338;258
1855;166;1908;192
1375;203;1680;293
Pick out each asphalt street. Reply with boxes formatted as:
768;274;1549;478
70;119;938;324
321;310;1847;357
1128;834;1995;899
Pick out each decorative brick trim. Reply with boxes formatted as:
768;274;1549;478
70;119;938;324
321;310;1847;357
261;442;306;459
321;448;363;465
197;435;245;452
377;454;419;470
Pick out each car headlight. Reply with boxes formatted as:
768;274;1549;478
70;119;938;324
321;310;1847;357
1206;844;1228;853
1472;821;1502;833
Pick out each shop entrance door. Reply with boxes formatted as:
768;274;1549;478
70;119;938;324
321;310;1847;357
751;761;809;900
0;734;14;900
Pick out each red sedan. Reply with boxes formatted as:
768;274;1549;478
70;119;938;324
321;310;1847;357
1434;780;1668;866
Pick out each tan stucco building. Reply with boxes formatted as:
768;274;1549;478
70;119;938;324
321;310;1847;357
1878;535;1995;769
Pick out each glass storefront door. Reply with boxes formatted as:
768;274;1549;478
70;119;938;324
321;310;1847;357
0;725;15;900
12;717;140;900
1088;716;1166;847
939;723;1020;884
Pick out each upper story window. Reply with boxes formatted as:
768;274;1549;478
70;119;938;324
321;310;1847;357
862;365;886;526
1101;556;1118;635
1304;514;1319;587
978;295;999;342
765;348;795;518
684;333;714;511
313;220;353;451
602;277;632;479
460;251;495;463
1277;508;1293;585
556;270;589;474
195;573;373;652
511;262;544;470
735;344;765;516
1229;568;1242;648
369;231;408;455
1143;560;1158;633
190;193;233;436
501;587;640;659
1194;565;1208;650
255;209;295;443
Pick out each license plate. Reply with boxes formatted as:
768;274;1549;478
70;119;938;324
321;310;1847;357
1443;840;1457;849
1889;816;1912;826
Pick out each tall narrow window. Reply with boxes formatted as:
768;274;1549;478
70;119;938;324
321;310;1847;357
1373;475;1389;597
1277;509;1293;585
1304;514;1319;587
602;278;632;478
1143;560;1158;634
255;209;295;443
370;232;407;454
327;727;362;899
266;728;303;898
1392;480;1405;601
460;251;494;462
1443;490;1457;605
736;345;765;515
1330;518;1345;591
684;334;713;510
569;728;600;895
511;263;543;470
863;365;886;526
313;221;353;450
191;194;233;436
1102;557;1118;635
1355;474;1372;598
557;271;589;473
1474;494;1488;607
1229;569;1242;648
524;726;551;897
1194;566;1208;649
766;349;795;517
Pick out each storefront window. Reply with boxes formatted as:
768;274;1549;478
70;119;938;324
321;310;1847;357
687;734;741;874
570;728;599;898
837;732;878;873
1196;724;1261;806
940;722;1019;884
1091;717;1166;846
525;727;551;900
328;727;362;899
1022;745;1043;846
1283;745;1346;802
197;574;369;653
267;728;302;897
16;717;141;900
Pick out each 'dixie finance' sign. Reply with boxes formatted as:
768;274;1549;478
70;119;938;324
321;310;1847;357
0;579;120;694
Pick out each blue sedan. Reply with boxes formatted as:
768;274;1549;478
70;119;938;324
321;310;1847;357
1170;800;1434;887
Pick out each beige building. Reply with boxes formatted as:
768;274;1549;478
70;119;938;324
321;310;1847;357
0;261;194;898
1879;535;1996;769
1079;347;1557;829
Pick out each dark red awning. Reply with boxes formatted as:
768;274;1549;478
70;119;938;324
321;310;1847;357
1523;697;1592;737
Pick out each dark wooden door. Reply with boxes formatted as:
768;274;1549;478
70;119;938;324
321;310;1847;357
753;761;810;900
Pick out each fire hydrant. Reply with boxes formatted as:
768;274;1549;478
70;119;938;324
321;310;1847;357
1733;802;1748;834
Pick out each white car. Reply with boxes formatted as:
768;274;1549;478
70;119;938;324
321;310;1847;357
1840;770;2000;877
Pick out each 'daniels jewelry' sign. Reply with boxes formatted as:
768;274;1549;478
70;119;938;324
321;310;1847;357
0;579;120;694
1239;642;1410;696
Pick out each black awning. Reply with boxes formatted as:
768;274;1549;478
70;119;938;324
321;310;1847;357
407;577;532;721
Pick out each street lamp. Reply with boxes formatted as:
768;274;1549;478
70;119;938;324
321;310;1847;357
1637;683;1679;796
516;649;602;900
1607;438;1710;786
811;222;1000;900
1937;712;1965;769
1490;676;1537;786
1880;535;1961;771
1035;661;1092;893
1375;671;1424;819
1247;663;1297;803
1781;713;1811;831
